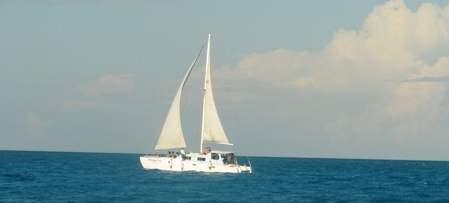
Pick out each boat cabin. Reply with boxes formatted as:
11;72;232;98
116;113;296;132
184;150;237;165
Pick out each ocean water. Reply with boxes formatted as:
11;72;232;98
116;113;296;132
1;151;449;202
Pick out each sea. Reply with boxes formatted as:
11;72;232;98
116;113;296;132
1;151;449;202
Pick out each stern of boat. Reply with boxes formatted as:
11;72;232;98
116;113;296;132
238;164;252;173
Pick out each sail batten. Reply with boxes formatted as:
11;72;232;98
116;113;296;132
154;45;204;150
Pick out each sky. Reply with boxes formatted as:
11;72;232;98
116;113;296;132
1;0;449;161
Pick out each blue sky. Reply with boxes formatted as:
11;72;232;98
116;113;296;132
1;0;449;160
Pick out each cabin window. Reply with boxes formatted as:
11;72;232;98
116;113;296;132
186;156;191;160
222;153;236;164
211;153;219;160
197;157;206;161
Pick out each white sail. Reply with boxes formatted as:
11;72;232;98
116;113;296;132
154;45;204;150
201;34;231;147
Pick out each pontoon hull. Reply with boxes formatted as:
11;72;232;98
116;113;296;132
140;153;252;173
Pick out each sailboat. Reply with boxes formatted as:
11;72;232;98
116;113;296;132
140;34;252;173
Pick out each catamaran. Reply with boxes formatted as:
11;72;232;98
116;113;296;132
140;34;252;173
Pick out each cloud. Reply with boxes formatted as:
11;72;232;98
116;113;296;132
403;76;449;83
62;100;96;111
62;100;139;115
385;57;449;119
217;0;449;159
226;0;449;103
235;0;448;87
26;112;48;137
77;74;134;97
64;74;137;113
2;0;181;4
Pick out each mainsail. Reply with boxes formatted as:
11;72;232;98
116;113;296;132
200;34;232;151
154;45;204;150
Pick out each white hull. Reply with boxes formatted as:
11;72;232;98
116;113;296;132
140;151;252;173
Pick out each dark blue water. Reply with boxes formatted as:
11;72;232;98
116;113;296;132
1;151;449;202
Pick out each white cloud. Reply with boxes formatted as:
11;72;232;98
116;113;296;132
62;100;96;111
62;100;139;115
64;74;138;114
234;48;310;84
26;112;48;137
227;0;449;106
77;74;134;97
218;0;449;160
4;0;178;5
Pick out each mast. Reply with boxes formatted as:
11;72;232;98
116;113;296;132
200;34;211;153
